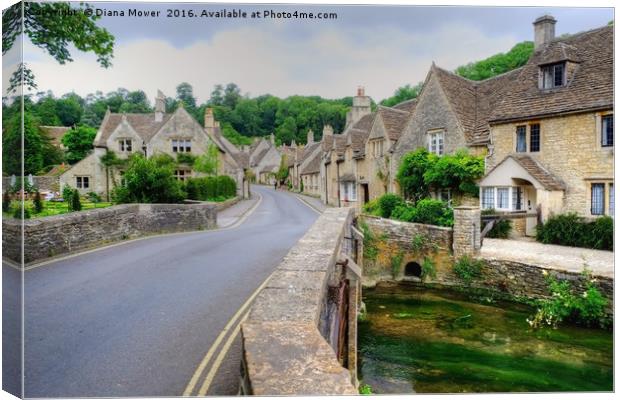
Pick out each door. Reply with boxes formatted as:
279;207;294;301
525;186;537;236
362;184;369;204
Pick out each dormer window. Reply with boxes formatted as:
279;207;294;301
541;62;565;89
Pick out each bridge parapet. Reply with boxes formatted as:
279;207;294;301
240;207;359;395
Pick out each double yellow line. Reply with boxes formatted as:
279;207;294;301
182;269;276;396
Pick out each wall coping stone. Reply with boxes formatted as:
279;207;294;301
241;207;357;395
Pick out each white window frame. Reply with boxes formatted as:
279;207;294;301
118;138;132;152
428;131;444;155
76;176;90;189
339;182;357;202
481;186;525;212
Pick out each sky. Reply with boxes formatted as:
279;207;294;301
2;1;614;104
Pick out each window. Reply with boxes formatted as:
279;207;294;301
437;189;451;205
512;187;523;211
118;139;132;152
602;115;613;147
172;139;192;153
497;187;510;209
482;187;494;209
428;132;444;155
609;183;614;217
541;63;565;89
372;140;384;158
591;183;605;215
76;176;89;189
175;170;189;181
340;182;357;201
529;124;540;152
516;126;527;152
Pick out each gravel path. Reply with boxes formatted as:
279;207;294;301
481;238;614;278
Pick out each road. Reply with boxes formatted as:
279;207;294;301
2;186;319;397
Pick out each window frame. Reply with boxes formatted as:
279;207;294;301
76;176;90;189
427;130;445;155
601;114;613;147
541;62;566;89
516;125;527;153
591;183;605;216
529;124;540;152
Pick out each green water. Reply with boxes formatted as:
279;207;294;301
358;285;613;393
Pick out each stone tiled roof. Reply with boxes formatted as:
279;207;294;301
301;151;321;175
486;154;566;191
491;25;613;122
377;106;411;141
251;147;270;167
349;113;376;155
391;98;418;113
321;135;334;153
432;64;523;145
333;134;347;155
94;113;173;146
40;126;71;146
300;142;321;164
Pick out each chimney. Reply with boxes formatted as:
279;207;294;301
322;125;333;137
155;90;165;122
357;86;365;96
270;133;275;145
291;139;296;147
533;15;556;49
204;107;215;128
307;129;314;144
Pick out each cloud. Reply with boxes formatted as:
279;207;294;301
22;21;516;102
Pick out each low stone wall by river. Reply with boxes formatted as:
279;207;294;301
240;207;358;395
359;214;613;315
3;202;218;264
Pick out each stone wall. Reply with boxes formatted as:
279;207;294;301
240;207;358;395
360;215;454;287
3;202;217;264
453;206;481;258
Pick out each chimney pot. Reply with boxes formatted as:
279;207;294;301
533;15;556;49
307;129;314;144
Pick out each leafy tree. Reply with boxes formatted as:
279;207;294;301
3;2;115;93
380;83;423;107
396;148;436;201
56;94;83;126
2;111;61;175
276;154;289;183
176;82;197;110
62;125;97;164
193;143;220;175
223;83;242;109
423;150;485;197
209;84;225;106
455;41;534;81
35;95;62;125
112;154;185;204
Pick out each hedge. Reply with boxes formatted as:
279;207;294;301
185;176;237;201
536;213;613;251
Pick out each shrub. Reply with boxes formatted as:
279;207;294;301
392;199;454;227
536;213;613;251
62;185;74;202
359;221;379;261
528;270;609;329
359;384;373;395
112;154;185;204
362;198;381;216
184;175;237;201
87;192;102;203
485;219;512;239
3;191;11;213
421;257;437;281
71;189;82;211
390;251;404;279
13;204;30;219
377;193;404;218
453;255;484;285
33;191;43;213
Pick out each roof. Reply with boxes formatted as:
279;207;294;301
377;106;411;141
300;150;321;175
491;25;613;122
251;147;270;167
430;64;525;145
484;154;566;191
333;134;347;155
391;98;418;113
40;126;71;146
300;142;321;164
94;113;173;146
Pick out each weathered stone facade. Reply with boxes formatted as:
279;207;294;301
2;201;218;264
452;206;481;258
486;112;614;218
240;207;359;395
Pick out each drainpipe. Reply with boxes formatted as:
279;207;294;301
337;160;341;208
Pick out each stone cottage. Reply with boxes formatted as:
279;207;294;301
480;17;613;235
60;90;248;198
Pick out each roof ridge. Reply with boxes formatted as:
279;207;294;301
547;24;612;45
378;105;410;114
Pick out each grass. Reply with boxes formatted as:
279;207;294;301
4;200;113;218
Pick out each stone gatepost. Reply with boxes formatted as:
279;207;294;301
453;206;481;258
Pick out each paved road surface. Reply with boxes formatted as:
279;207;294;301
2;186;319;397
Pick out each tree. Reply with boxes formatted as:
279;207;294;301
275;116;297;146
33;191;43;213
100;150;123;201
223;83;242;109
455;41;534;81
3;2;115;93
71;189;82;211
62;125;97;164
423;150;485;197
209;84;224;106
176;82;197;110
2;111;61;175
396;148;436;201
193;143;220;176
276;154;289;184
380;83;423;107
3;191;11;213
56;94;83;126
35;95;62;125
